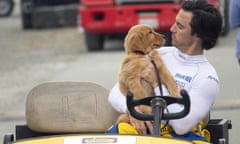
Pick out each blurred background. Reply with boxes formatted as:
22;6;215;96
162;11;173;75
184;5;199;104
0;0;239;144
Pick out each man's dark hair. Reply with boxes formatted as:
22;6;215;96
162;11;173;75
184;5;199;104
182;0;222;50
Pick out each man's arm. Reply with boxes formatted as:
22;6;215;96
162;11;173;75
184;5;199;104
108;83;127;113
142;64;219;135
108;82;153;134
168;78;218;135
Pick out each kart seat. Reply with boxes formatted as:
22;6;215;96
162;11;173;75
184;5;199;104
25;81;119;133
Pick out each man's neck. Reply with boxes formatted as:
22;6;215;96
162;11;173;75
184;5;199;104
180;43;203;55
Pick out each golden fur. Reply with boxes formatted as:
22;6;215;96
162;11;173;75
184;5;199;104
117;24;179;123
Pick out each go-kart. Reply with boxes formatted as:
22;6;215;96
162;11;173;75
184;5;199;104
3;82;232;144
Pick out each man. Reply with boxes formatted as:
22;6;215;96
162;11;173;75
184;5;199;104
229;0;240;65
107;0;222;143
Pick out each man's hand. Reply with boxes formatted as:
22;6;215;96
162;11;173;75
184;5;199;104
127;107;153;135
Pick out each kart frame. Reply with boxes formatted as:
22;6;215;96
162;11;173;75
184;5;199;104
3;82;232;144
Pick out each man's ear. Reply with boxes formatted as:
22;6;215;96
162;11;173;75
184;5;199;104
194;33;201;42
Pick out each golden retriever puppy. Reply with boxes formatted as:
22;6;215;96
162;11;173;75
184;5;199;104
117;24;179;123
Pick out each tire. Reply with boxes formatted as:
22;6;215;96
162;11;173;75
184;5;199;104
85;32;104;51
21;1;33;29
0;0;14;17
219;0;229;36
3;133;14;144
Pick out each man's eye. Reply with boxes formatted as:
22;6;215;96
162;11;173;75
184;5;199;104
177;23;184;29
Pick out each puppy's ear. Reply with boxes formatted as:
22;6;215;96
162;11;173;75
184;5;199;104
124;33;144;53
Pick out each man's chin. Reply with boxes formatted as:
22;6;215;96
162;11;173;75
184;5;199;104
171;40;176;47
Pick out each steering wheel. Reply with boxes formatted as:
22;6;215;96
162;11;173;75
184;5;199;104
126;89;191;121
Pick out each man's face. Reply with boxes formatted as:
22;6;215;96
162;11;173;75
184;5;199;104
170;9;197;51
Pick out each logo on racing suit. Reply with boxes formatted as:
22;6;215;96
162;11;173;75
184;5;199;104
175;73;193;89
175;73;192;82
208;75;219;84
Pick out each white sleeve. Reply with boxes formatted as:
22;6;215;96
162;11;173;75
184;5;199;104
108;83;127;113
109;83;172;113
154;85;170;96
168;78;219;135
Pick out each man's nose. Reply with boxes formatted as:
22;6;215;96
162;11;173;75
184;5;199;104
170;23;176;33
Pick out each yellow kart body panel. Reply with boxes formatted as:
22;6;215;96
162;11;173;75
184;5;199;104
13;134;192;144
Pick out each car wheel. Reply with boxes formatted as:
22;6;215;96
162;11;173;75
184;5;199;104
219;0;229;36
0;0;14;17
3;133;14;144
85;32;104;51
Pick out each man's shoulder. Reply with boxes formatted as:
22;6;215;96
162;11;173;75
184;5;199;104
198;62;219;84
156;46;176;54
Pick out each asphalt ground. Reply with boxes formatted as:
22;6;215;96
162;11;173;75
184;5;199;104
0;2;240;144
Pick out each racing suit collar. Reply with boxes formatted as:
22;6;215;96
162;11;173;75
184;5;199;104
174;48;208;64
